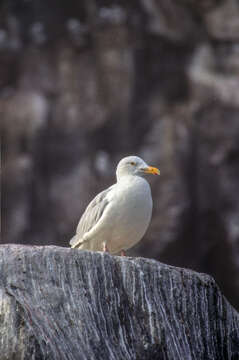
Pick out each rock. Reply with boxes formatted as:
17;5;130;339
205;0;239;40
0;245;238;359
2;0;239;313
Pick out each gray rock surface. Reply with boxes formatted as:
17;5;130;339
0;245;238;360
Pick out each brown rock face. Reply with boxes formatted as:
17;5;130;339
1;1;239;310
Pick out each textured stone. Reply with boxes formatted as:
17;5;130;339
0;245;238;359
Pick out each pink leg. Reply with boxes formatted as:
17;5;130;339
103;242;109;253
121;249;126;256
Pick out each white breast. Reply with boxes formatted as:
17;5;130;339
105;176;153;253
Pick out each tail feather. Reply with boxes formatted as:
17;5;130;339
70;235;81;248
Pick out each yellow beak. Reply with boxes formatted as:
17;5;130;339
143;166;160;175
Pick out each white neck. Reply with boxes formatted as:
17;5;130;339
116;173;146;183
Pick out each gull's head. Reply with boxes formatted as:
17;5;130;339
116;155;160;181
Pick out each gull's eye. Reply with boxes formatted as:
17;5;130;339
130;161;136;166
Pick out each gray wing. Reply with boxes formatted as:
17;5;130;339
70;185;114;247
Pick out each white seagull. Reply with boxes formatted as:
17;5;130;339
70;155;160;255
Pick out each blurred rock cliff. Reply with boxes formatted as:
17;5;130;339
1;0;239;310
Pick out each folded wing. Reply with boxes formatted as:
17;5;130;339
70;185;114;248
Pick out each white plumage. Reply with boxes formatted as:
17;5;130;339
70;156;160;254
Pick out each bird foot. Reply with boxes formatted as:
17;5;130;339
103;242;109;252
121;249;126;257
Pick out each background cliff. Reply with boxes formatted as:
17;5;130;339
1;0;239;310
